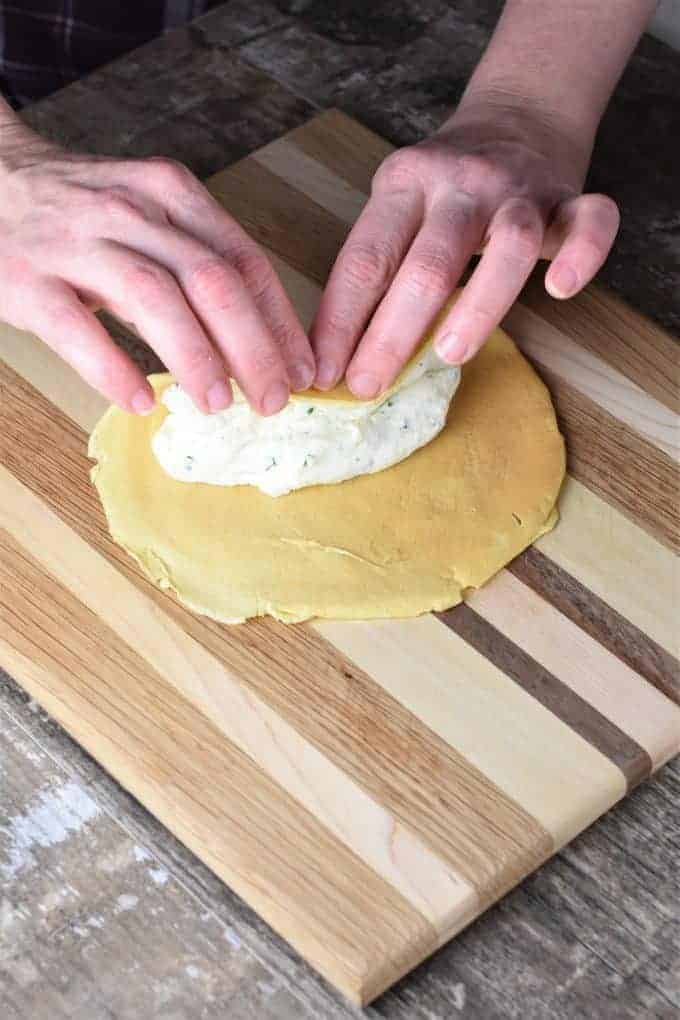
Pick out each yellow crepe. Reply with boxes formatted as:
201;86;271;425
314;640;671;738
89;323;565;623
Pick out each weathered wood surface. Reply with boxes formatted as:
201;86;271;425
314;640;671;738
2;2;679;1018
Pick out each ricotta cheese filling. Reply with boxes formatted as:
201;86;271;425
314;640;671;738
152;345;460;497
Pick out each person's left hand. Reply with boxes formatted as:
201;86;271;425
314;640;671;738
310;111;620;398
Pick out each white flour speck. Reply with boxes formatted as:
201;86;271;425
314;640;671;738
87;914;105;929
223;926;241;950
149;865;169;886
0;780;100;879
186;964;200;979
133;845;152;863
452;982;466;1011
114;894;139;914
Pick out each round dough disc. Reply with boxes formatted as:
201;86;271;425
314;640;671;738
89;325;565;623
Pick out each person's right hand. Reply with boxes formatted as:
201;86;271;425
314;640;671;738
0;124;315;415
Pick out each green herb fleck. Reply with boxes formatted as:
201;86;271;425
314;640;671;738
265;456;277;472
307;406;315;415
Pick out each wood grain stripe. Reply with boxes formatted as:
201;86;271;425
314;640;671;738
437;602;650;787
0;359;553;909
466;571;680;771
314;615;627;850
0;463;478;940
503;305;679;463
536;478;679;659
0;529;435;1006
509;546;680;706
1;352;676;729
288;108;392;195
208;157;347;285
253;137;367;227
436;599;652;791
520;274;680;414
541;366;679;552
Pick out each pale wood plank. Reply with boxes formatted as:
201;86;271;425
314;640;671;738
0;467;477;943
521;275;680;414
287;108;392;195
313;615;627;850
252;137;367;227
467;571;680;770
0;527;438;1006
503;305;679;463
537;478;680;659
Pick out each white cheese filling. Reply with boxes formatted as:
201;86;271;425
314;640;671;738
152;346;460;497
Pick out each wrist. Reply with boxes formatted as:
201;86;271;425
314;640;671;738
442;85;596;187
0;114;58;175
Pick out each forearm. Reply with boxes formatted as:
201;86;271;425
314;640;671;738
447;0;656;178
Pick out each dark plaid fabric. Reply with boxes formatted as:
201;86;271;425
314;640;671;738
0;1;219;107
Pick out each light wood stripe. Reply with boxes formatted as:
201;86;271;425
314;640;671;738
314;615;627;850
537;478;679;660
465;572;680;771
438;603;651;788
509;547;680;705
503;305;679;463
0;359;553;907
543;365;679;552
2;350;676;697
208;156;348;284
253;137;367;227
0;531;434;1005
288;108;391;195
521;275;680;414
0;464;478;940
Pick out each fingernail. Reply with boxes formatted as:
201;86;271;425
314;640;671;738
207;379;232;413
349;372;381;399
315;358;337;389
131;387;155;415
262;379;289;415
435;332;468;364
288;360;315;392
548;264;578;298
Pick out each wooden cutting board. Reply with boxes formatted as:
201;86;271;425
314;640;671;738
1;110;679;1007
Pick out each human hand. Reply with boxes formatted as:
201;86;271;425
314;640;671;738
0;124;314;415
311;105;620;398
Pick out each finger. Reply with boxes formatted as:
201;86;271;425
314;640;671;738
434;197;544;364
69;242;235;415
90;210;292;415
345;197;483;398
17;276;154;413
136;161;315;393
309;192;423;389
543;193;620;299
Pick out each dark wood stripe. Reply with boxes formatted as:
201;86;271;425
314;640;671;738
521;274;680;415
0;527;435;1006
208;155;349;285
0;359;553;905
509;546;680;706
437;603;653;790
288;107;392;194
536;364;679;554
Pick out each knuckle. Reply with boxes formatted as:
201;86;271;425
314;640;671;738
458;153;513;193
372;149;423;194
339;241;398;293
187;258;239;308
228;245;275;301
500;205;543;264
403;246;454;298
123;261;176;310
98;189;145;223
147;156;195;193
